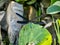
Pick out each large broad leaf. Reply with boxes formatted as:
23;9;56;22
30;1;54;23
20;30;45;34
46;1;60;14
7;1;23;45
19;23;52;45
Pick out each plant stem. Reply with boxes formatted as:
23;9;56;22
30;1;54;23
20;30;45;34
52;15;60;45
54;38;56;45
52;15;57;32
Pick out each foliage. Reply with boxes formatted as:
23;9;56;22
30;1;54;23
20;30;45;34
36;7;41;21
56;19;60;44
15;0;27;3
46;1;60;44
15;0;36;5
27;0;36;5
1;0;60;45
51;0;57;4
47;1;60;14
51;0;60;4
19;23;52;45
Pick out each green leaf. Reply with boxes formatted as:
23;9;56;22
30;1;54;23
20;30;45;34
27;0;36;5
51;0;56;4
15;0;27;3
19;23;52;45
56;19;60;26
51;0;60;4
36;8;41;21
15;0;36;4
46;1;60;14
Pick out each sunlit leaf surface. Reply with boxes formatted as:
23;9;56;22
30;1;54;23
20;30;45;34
19;23;52;45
